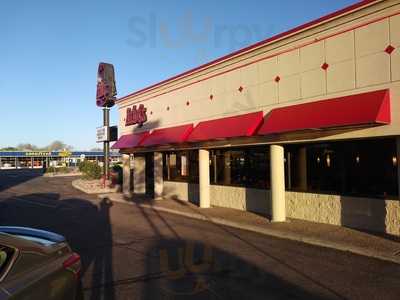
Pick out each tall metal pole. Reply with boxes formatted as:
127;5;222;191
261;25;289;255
103;107;110;180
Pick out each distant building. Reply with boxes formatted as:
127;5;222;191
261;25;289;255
0;151;121;169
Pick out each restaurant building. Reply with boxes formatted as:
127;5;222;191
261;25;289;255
113;0;400;235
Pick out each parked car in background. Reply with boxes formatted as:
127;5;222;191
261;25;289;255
0;227;82;299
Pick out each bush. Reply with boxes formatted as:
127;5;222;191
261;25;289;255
58;166;70;174
45;166;71;174
80;161;102;180
111;164;123;185
45;166;56;173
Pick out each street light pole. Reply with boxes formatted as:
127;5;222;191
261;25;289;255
103;107;110;180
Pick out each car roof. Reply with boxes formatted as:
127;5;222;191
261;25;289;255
0;229;65;254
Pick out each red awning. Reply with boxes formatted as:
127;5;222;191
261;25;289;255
257;89;390;135
111;131;149;149
140;124;194;147
187;111;264;142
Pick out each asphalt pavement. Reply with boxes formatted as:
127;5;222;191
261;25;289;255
0;169;399;300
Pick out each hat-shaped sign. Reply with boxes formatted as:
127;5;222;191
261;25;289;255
96;62;117;107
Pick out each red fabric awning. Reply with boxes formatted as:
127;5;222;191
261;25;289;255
257;89;390;135
140;124;194;147
111;131;149;149
187;111;264;142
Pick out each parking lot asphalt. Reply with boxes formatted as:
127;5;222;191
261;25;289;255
1;169;400;300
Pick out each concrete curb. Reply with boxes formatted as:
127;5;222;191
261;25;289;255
44;172;82;177
101;195;400;265
72;180;120;194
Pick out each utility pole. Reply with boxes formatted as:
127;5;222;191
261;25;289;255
103;107;110;179
96;62;117;181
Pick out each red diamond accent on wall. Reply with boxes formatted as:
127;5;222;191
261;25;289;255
274;76;280;83
209;94;214;100
321;62;329;70
385;45;395;54
238;86;243;92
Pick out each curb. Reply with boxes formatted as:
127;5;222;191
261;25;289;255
100;195;400;265
72;180;120;194
44;173;82;178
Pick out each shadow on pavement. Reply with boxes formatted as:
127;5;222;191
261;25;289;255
0;193;115;300
0;191;337;299
0;169;43;192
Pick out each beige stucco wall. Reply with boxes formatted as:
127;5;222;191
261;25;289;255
162;181;269;214
163;181;199;204
286;191;400;236
118;1;400;145
134;156;146;194
162;181;399;235
210;185;270;215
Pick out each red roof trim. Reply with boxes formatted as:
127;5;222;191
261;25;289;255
257;89;391;135
111;131;150;149
118;0;379;102
187;111;264;142
140;124;194;147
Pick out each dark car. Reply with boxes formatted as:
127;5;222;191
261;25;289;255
0;227;81;300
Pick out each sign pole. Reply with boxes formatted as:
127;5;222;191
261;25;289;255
103;107;110;180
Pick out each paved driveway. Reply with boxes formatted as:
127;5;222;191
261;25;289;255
0;169;399;300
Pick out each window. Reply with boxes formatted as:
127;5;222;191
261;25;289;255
163;151;198;183
0;245;16;279
210;147;269;189
285;138;398;197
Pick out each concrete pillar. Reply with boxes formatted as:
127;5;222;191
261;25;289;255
154;152;164;199
199;149;210;208
15;157;18;169
270;144;286;222
396;137;400;199
298;147;308;191
122;154;131;197
223;151;231;185
134;156;146;194
31;157;34;169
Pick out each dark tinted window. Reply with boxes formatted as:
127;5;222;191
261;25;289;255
210;147;269;189
163;151;199;183
285;138;398;197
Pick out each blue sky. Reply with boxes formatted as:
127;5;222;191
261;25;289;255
0;0;357;150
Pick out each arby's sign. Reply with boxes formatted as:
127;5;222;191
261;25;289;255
125;104;147;127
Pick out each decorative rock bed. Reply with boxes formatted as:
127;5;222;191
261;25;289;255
72;179;121;194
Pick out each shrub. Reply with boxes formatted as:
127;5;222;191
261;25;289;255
58;166;70;174
45;166;56;173
81;161;102;180
111;164;123;185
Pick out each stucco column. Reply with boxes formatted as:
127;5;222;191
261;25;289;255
134;156;146;194
154;152;164;199
223;151;231;185
199;149;210;208
270;144;286;222
122;154;131;197
298;147;307;191
397;137;400;200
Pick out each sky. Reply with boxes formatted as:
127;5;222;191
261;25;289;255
0;0;358;150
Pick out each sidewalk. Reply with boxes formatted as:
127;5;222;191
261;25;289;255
99;192;400;265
